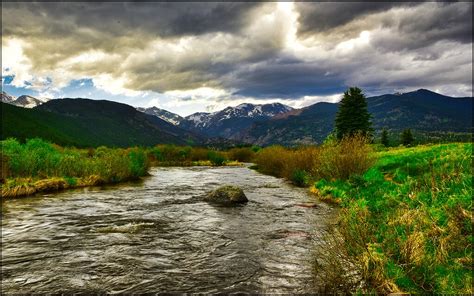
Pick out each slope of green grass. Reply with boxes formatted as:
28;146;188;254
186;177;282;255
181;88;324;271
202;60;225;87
314;143;472;293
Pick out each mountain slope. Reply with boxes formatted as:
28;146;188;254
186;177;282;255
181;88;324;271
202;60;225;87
242;89;473;146
1;91;16;103
136;106;184;125
180;102;293;138
241;102;338;145
1;99;203;147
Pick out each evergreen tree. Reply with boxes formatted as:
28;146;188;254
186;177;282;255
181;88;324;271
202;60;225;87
335;87;373;140
381;129;389;147
401;128;414;146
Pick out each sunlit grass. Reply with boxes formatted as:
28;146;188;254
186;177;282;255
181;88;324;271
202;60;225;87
314;143;472;293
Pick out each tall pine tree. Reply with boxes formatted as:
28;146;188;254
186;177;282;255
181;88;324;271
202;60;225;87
401;128;414;146
381;129;389;147
335;87;373;140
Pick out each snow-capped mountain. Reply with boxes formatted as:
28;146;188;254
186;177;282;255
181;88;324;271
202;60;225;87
181;102;294;138
13;95;49;108
184;112;213;128
217;102;293;120
136;106;184;125
1;91;16;103
1;91;49;108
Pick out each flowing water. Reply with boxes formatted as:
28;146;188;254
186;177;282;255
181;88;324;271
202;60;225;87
1;165;337;293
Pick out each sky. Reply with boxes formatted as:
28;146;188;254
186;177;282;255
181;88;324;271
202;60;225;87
1;2;472;116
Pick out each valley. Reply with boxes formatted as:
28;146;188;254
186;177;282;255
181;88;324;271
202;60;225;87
1;89;472;147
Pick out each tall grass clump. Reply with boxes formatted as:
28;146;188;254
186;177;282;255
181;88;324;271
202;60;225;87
317;134;375;180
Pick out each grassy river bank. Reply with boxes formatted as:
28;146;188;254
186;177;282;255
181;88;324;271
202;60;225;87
1;137;471;293
254;139;472;293
0;138;250;198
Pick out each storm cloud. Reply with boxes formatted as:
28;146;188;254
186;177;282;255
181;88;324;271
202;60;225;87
1;1;472;114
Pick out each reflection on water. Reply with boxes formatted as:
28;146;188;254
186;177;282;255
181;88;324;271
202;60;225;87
1;166;336;293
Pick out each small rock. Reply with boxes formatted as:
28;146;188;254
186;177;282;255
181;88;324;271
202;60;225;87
295;203;319;208
204;185;248;205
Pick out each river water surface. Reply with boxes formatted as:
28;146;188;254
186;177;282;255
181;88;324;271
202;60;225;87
2;165;336;293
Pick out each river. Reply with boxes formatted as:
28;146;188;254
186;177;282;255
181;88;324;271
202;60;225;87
1;165;337;293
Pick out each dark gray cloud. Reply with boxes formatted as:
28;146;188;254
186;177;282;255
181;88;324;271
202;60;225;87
2;2;261;38
296;2;413;35
224;57;346;98
296;2;472;50
1;2;472;103
374;2;472;51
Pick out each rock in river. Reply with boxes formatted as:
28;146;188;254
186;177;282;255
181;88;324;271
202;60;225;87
204;185;248;205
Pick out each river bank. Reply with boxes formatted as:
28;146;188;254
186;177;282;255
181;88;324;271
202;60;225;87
1;138;246;199
255;142;473;294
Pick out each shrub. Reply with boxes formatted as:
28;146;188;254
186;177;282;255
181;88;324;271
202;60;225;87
227;147;255;162
128;148;148;178
190;147;211;161
208;151;227;166
318;134;375;180
255;137;373;182
254;146;289;177
291;169;308;187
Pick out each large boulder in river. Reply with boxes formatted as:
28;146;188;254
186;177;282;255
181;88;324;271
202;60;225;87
205;185;248;205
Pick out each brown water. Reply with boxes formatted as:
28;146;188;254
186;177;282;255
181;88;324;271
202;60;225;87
1;165;336;293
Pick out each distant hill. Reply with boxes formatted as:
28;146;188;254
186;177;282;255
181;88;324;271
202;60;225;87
241;89;473;146
180;102;293;139
1;99;203;147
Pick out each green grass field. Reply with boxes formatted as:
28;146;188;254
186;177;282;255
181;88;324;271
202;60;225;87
314;143;472;293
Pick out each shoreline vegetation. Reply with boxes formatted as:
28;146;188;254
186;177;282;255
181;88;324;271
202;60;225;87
0;138;253;198
1;136;471;293
253;138;472;294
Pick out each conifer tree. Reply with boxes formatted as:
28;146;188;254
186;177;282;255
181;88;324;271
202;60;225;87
381;129;389;147
335;87;373;140
401;128;414;146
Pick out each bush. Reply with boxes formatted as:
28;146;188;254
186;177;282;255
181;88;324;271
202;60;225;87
255;135;373;182
208;151;227;166
291;169;309;187
189;147;210;161
227;147;255;162
254;146;289;177
318;134;375;180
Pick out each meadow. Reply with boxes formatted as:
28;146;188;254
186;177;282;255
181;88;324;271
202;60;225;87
254;139;472;294
315;142;472;293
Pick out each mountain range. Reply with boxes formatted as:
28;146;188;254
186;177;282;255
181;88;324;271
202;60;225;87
180;103;293;139
242;89;473;145
1;89;472;147
1;98;202;147
1;91;49;108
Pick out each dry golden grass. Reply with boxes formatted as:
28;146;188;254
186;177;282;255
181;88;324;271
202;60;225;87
318;134;375;180
255;135;375;186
